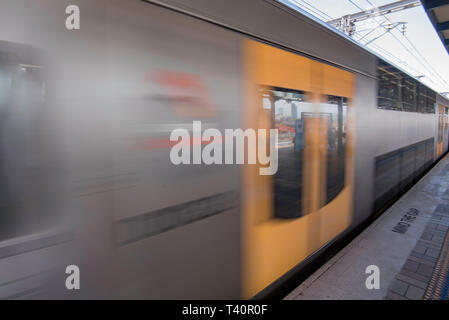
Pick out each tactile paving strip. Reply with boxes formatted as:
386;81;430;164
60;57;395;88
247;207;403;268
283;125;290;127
386;203;449;300
424;228;449;300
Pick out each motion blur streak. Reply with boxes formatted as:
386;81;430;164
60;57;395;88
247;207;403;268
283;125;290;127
0;0;448;299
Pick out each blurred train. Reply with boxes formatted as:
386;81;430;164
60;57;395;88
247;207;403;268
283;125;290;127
0;0;448;299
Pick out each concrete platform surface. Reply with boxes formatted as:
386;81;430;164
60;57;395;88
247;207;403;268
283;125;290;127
284;153;449;300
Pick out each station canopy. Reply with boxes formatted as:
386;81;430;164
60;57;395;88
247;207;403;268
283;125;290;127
422;0;449;53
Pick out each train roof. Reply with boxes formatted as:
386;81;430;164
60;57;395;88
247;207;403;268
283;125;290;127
150;0;449;103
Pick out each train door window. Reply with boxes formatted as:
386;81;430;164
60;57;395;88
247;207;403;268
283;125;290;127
261;87;313;219
323;95;347;204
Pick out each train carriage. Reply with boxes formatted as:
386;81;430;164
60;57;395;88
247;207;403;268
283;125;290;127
0;0;448;299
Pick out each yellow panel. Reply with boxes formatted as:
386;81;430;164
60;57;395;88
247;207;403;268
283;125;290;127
322;64;354;98
248;41;312;92
242;39;355;298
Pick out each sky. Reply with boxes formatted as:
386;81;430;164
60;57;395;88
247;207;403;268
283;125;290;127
285;0;449;94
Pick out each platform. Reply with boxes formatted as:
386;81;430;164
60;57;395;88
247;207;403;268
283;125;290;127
284;153;449;300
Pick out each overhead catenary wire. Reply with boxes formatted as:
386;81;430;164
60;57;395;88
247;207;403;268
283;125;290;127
389;29;446;86
357;22;385;41
296;1;418;76
289;0;449;91
299;0;334;20
353;0;449;91
344;0;446;90
346;0;396;44
362;0;449;90
358;35;442;88
402;32;449;88
290;0;334;21
347;0;365;11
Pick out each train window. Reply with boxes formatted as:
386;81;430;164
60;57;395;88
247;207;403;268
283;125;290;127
262;87;313;219
417;84;427;113
0;49;58;241
376;59;435;114
0;55;18;240
426;88;436;114
401;76;416;112
377;61;400;111
323;95;347;204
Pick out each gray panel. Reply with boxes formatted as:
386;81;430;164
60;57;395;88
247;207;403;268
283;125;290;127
148;0;377;77
0;0;242;299
352;70;437;225
353;74;377;224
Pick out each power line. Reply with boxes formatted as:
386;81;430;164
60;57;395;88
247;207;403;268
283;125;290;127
357;22;385;41
365;22;405;45
388;30;447;89
290;0;333;21
401;32;449;88
292;0;449;91
353;32;413;70
347;0;364;11
369;41;429;79
347;0;391;37
348;3;442;87
290;0;329;21
299;0;334;20
365;0;378;9
363;38;443;88
360;0;449;90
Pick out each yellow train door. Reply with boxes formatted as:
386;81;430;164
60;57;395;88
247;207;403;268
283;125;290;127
242;39;355;298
